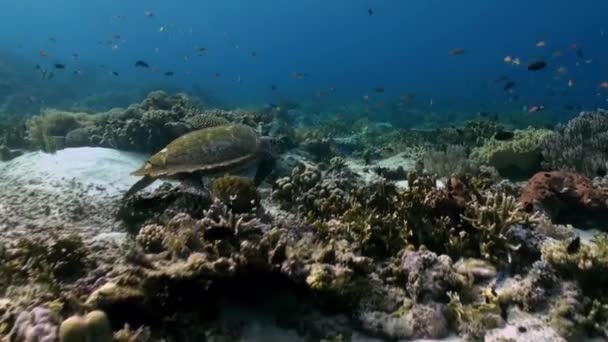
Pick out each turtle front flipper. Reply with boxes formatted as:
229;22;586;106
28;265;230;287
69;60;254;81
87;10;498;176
124;176;155;199
254;156;276;186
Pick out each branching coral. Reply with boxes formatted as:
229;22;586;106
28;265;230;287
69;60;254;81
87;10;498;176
422;144;479;177
542;109;608;177
200;199;265;242
446;290;504;340
462;192;542;264
272;165;355;220
211;175;259;214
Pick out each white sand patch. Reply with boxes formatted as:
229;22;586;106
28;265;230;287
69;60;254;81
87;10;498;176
0;147;148;197
0;147;149;242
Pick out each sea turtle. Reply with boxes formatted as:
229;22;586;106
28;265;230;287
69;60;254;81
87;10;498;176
124;124;279;198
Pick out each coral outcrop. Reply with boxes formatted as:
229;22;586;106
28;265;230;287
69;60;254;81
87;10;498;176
542;109;608;177
210;175;259;214
472;128;552;178
8;307;59;342
519;171;608;226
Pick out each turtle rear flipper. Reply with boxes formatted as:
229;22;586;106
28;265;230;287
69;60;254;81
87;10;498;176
254;156;276;186
124;175;155;199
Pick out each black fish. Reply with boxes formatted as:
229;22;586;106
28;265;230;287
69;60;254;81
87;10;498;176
271;84;278;91
47;71;54;80
494;131;514;141
250;51;257;57
112;71;119;76
494;75;509;83
528;60;547;71
54;63;66;69
34;64;41;70
373;87;384;93
164;71;174;76
503;81;515;91
576;49;584;58
368;8;373;16
135;60;149;68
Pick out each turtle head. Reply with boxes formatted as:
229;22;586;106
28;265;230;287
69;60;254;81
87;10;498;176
259;136;285;157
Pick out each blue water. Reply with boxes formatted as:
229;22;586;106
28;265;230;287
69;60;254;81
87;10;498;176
1;0;607;122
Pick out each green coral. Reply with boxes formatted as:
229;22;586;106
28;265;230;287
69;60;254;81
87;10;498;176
59;311;112;342
25;109;94;152
446;290;504;340
59;315;89;342
187;114;230;130
541;234;608;293
211;175;259;213
471;128;552;178
0;235;90;291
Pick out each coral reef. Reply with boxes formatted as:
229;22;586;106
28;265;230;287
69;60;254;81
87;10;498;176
422;144;479;177
542;109;608;177
210;175;259;214
9;95;608;341
541;234;608;293
25;109;94;152
462;191;542;264
186;113;230;130
117;183;212;231
520;171;608;226
59;311;112;342
8;307;59;342
471;128;552;178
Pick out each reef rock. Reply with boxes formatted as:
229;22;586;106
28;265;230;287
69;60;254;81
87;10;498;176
400;249;467;302
520;171;608;226
117;183;212;231
8;306;59;342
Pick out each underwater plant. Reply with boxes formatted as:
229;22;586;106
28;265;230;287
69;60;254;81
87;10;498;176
542;109;608;177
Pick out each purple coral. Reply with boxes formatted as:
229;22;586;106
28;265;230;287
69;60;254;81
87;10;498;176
9;307;58;342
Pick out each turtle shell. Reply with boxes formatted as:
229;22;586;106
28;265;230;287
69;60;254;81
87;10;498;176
133;124;261;178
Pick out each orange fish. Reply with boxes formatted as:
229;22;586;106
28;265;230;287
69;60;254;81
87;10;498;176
39;50;48;58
